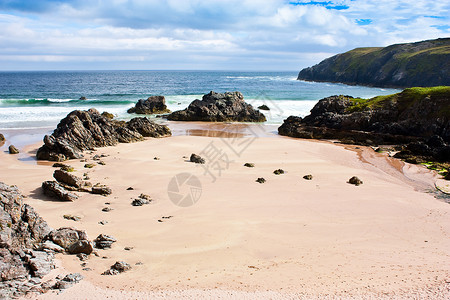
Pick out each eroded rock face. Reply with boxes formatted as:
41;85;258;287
0;182;55;297
168;91;266;122
127;96;170;114
42;181;79;202
36;109;171;161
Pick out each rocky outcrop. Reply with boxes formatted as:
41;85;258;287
102;261;131;275
127;96;170;114
297;38;450;88
36;109;171;161
190;153;205;164
0;182;54;297
278;87;450;163
167;91;266;122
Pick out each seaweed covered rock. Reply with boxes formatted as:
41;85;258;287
127;96;170;114
168;91;266;122
36;108;171;161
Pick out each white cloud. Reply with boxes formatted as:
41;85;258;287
0;0;448;70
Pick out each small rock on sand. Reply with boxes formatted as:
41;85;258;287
256;177;266;183
348;176;363;186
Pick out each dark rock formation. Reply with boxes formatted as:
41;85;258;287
67;240;93;255
94;234;116;249
278;87;450;162
54;273;83;290
42;181;79;202
256;178;266;183
127;117;171;137
258;104;270;110
53;170;83;189
168;91;266;122
102;261;131;275
8;145;19;154
131;198;149;206
127;96;170;114
297;38;450;88
0;182;56;298
244;163;255;168
303;175;313;180
273;169;285;175
348;176;363;186
36;109;171;161
91;185;112;196
0;133;4;144
190;153;205;164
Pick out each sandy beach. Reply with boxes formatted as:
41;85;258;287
1;128;449;299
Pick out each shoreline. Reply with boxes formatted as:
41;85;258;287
0;128;448;298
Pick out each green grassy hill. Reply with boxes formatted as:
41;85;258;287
297;38;450;88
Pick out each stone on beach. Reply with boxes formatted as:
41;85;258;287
127;96;170;114
190;153;205;164
102;261;131;275
94;234;117;249
42;181;79;202
348;176;363;186
167;91;266;122
8;145;19;154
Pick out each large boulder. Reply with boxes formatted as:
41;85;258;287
42;181;79;202
36;108;171;161
167;91;266;122
127;96;170;114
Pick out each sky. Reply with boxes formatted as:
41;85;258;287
0;0;448;71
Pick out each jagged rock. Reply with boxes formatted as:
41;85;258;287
40;241;65;253
92;185;112;196
63;214;81;221
36;109;171;161
131;198;149;206
9;145;19;154
54;273;83;289
303;174;313;180
127;96;170;114
0;182;56;297
67;240;93;255
168;91;266;122
127;117;171;138
190;153;205;164
0;133;4;144
42;181;78;202
256;177;266;183
348;176;363;186
244;163;255;167
49;227;88;249
102;261;131;275
139;194;151;201
27;250;55;278
273;169;284;175
258;104;270;110
94;234;116;249
278;88;450;162
53;169;83;188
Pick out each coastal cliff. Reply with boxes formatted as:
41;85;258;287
297;38;450;88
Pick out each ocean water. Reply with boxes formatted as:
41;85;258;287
0;70;400;131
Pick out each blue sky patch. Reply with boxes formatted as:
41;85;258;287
289;1;349;10
356;19;372;26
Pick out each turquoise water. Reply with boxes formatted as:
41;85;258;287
0;70;400;130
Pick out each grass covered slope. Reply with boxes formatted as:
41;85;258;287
298;38;450;88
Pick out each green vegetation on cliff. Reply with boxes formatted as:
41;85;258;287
298;38;450;88
347;86;450;117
